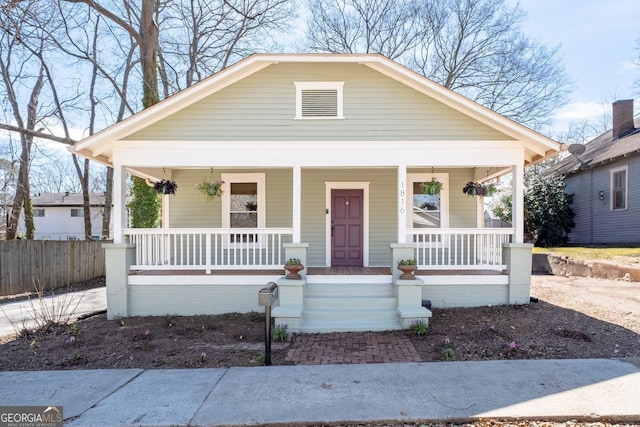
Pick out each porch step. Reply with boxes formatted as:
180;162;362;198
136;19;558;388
300;283;402;333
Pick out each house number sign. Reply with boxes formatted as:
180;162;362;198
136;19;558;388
399;181;405;215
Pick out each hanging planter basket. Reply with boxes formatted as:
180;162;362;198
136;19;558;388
421;178;443;195
154;179;178;195
462;181;496;197
197;179;224;199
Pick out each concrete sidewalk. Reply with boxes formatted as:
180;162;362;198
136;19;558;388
1;358;639;426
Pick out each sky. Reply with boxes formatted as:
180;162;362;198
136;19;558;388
514;0;639;132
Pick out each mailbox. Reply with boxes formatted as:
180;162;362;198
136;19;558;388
258;282;278;307
258;282;278;366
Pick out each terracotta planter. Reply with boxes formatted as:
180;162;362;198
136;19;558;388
397;264;417;280
284;263;304;279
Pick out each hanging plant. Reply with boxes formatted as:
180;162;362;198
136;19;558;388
154;179;178;195
462;181;496;197
420;178;443;195
197;179;224;199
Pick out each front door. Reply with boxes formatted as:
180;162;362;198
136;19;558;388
331;189;363;266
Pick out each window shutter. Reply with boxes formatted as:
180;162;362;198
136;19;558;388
301;89;338;117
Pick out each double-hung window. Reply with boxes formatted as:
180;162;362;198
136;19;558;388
610;166;628;211
221;173;265;244
406;173;449;245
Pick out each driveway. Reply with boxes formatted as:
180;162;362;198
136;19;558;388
0;287;106;339
531;274;640;333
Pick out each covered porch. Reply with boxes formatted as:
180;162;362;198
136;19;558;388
104;160;533;333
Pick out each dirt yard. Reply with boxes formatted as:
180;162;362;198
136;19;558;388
1;273;638;371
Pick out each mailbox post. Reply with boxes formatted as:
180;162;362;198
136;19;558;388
258;282;278;366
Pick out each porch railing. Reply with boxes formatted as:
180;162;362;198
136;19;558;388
123;228;294;273
408;228;514;270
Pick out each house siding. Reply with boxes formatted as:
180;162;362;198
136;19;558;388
565;155;640;244
168;167;478;267
19;206;109;240
127;63;512;142
169;168;292;228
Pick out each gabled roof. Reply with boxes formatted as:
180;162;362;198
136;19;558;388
547;118;640;176
71;53;561;166
30;192;108;207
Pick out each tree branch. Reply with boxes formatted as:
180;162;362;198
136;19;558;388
0;123;77;145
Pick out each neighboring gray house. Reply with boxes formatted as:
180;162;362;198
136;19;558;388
17;192;113;240
548;99;640;245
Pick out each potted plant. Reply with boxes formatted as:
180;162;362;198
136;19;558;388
154;179;178;195
462;181;496;197
197;179;224;199
421;178;443;195
283;258;304;280
397;259;418;280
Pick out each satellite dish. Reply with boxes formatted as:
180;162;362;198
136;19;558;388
568;144;586;155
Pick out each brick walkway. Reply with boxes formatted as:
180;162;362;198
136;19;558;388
285;332;421;365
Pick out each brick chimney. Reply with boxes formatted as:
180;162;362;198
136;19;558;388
612;99;635;140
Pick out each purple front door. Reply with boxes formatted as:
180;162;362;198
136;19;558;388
331;189;363;266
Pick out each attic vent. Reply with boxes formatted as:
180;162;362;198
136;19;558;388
301;90;337;117
295;82;344;119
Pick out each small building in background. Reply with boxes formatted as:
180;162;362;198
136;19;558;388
17;192;113;240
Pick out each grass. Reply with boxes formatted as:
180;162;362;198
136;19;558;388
533;246;640;261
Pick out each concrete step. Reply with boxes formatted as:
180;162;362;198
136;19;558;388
303;308;399;324
300;282;401;333
304;283;395;298
304;295;397;310
300;319;402;333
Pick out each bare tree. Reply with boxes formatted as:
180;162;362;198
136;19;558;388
0;1;50;239
306;0;572;130
307;0;422;60
159;0;295;93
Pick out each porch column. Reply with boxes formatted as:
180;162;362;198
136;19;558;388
103;243;135;319
503;243;534;304
512;163;524;244
292;165;301;243
113;163;127;244
397;164;407;244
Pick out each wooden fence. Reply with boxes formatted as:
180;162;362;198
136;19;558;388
0;240;107;296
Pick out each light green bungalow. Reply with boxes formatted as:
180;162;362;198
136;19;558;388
72;53;562;333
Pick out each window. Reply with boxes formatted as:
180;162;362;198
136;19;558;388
611;166;628;210
294;82;344;119
407;173;449;230
70;208;82;217
33;209;45;217
222;173;266;244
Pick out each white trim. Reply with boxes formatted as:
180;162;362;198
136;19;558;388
294;81;345;119
406;173;450;237
128;275;280;286
113;164;126;243
221;173;266;246
512;163;524;243
397;165;407;243
112;140;524;170
610;164;628;211
419;274;509;285
324;182;370;267
292;166;301;243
